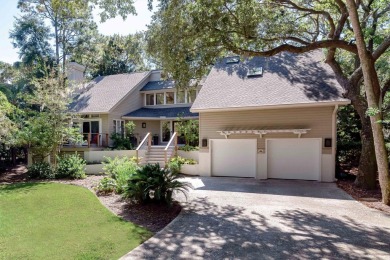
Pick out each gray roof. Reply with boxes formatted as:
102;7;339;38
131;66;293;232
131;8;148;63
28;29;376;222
70;72;150;113
140;80;175;91
191;51;349;111
123;107;198;118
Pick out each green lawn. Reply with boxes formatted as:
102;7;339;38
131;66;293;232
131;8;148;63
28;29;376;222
0;182;152;260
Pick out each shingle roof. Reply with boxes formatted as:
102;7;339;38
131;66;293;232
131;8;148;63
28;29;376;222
69;72;150;113
123;107;198;118
191;51;349;111
140;80;175;91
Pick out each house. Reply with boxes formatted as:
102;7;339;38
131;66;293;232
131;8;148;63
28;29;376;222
66;70;200;152
190;51;350;182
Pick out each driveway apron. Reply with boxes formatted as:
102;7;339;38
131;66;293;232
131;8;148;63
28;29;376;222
121;177;390;259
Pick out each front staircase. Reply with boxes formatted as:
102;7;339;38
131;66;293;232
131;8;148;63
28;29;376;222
136;132;178;168
143;146;175;168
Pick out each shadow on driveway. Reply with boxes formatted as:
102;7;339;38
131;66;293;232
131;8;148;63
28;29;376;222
123;178;390;259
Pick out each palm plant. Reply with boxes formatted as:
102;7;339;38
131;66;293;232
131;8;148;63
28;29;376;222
124;163;192;205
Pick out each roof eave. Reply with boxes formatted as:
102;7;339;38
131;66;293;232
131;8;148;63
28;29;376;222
190;100;351;113
121;116;199;120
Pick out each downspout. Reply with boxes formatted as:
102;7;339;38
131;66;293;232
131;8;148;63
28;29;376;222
332;105;339;180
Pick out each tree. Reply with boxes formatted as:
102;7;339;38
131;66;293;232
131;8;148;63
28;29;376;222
9;15;53;66
18;71;82;163
0;92;16;144
147;0;390;204
16;0;137;75
345;0;389;204
89;33;148;77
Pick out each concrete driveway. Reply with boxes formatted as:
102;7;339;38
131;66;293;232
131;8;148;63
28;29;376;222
122;177;390;259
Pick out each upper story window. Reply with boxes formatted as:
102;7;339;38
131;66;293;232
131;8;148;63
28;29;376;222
156;93;164;105
144;88;199;106
188;89;197;103
146;94;154;105
176;90;185;104
166;92;174;104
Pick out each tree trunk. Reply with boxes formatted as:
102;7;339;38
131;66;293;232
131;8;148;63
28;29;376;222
346;0;390;204
54;18;60;66
353;104;377;188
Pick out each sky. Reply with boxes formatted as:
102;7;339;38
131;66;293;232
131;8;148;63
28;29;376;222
0;0;154;64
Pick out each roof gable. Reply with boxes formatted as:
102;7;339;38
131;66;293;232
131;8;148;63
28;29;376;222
191;51;349;111
69;72;150;113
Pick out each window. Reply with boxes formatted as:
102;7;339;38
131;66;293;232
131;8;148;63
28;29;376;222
176;90;185;103
146;94;154;105
113;120;125;136
156;93;164;105
166;92;174;104
188;89;197;103
247;67;263;77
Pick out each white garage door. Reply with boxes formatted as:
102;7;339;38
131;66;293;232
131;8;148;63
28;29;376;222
267;139;321;180
211;139;256;177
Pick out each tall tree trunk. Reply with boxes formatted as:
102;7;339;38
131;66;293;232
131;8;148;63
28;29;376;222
346;0;390;204
353;101;377;188
54;18;60;67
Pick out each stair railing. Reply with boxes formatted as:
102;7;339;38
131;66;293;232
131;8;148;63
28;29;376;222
164;132;178;164
136;132;151;164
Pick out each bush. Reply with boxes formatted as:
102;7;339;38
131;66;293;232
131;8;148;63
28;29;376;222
28;162;55;179
178;145;199;151
102;156;138;193
167;156;197;174
55;154;86;179
96;177;117;194
124;163;192;205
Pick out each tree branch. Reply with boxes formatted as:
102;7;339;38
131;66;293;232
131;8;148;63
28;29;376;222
223;39;357;57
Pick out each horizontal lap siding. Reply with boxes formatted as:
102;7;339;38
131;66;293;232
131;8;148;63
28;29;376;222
131;120;160;142
199;106;334;154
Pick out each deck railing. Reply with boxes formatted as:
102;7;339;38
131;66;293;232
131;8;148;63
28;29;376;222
136;132;151;164
63;133;109;148
164;132;178;163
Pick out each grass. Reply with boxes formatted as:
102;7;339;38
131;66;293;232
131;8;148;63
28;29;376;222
0;182;152;260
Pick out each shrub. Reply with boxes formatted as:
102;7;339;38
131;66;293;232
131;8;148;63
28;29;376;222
124;163;192;205
102;156;138;194
28;162;55;179
167;156;197;174
55;154;86;179
96;177;117;195
178;145;199;151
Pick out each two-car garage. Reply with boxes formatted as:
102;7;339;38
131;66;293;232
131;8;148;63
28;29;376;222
210;138;322;181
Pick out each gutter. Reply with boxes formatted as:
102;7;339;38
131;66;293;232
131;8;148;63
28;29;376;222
190;100;351;113
332;104;339;181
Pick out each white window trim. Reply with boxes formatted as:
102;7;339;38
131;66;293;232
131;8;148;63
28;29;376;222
113;119;125;135
143;88;199;106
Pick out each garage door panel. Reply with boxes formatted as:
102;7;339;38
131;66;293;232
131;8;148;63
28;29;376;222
267;139;321;180
211;139;256;177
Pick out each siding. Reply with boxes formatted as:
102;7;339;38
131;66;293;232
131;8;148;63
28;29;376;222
131;120;160;144
199;106;334;154
107;74;152;145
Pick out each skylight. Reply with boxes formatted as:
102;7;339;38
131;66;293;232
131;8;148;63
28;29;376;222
226;57;240;64
247;67;263;77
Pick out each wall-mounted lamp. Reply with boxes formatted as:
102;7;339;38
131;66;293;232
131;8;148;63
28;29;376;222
142;122;146;128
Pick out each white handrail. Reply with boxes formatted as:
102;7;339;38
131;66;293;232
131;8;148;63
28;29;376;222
136;132;151;150
164;132;177;151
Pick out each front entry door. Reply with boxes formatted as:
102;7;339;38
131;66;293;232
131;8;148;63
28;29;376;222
161;121;172;142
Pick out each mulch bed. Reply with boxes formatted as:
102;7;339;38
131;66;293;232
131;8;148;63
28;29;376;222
336;167;390;214
0;165;182;233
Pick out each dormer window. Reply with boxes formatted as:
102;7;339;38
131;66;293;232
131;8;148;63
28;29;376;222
247;67;263;77
166;92;174;104
146;94;154;105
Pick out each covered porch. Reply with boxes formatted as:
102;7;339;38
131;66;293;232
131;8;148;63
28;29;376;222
122;107;199;147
